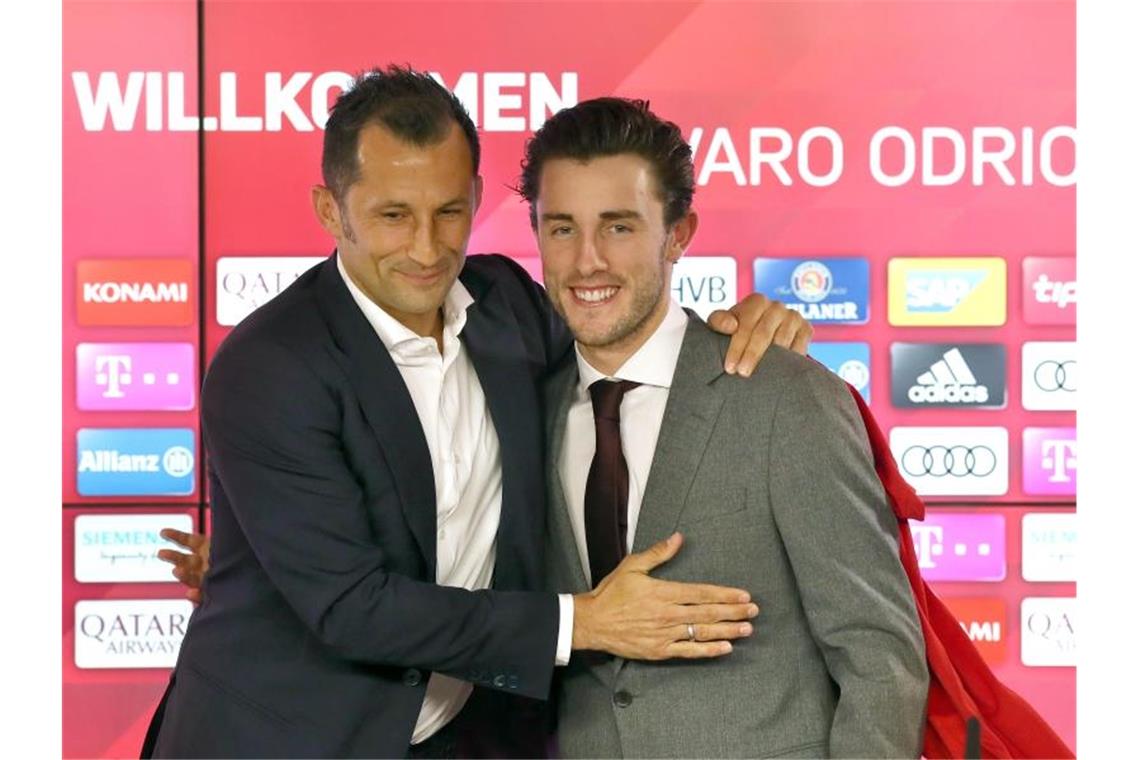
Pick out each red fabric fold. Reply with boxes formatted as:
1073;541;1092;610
845;385;1073;759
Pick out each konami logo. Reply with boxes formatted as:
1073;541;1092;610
77;260;195;326
942;597;1007;665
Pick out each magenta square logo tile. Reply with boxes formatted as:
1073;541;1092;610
76;343;196;411
908;513;1006;582
1023;427;1077;496
1022;257;1075;325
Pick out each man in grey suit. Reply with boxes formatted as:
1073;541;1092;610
518;97;929;758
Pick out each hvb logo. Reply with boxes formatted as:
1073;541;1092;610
753;257;869;324
908;513;1006;581
76;260;195;326
1023;257;1076;325
1023;428;1077;496
888;258;1006;326
670;257;737;319
76;343;195;411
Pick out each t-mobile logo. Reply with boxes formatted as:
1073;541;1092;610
1041;439;1077;483
77;343;195;411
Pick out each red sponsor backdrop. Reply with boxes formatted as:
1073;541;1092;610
63;1;1075;756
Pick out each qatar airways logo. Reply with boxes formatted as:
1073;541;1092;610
70;71;578;132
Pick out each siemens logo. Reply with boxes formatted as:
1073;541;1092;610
75;513;194;583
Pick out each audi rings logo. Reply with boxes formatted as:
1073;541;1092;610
901;445;998;477
889;427;1009;496
1033;360;1076;393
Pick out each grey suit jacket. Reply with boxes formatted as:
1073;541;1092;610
544;314;928;759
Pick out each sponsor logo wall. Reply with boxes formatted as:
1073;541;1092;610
63;0;1075;756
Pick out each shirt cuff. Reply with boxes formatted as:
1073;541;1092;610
555;593;574;666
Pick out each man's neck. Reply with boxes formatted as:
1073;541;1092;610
577;295;671;377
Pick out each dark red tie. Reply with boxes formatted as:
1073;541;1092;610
584;379;641;586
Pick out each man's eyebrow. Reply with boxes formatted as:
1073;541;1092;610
540;212;575;222
599;209;642;221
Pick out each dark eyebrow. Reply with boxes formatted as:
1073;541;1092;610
541;212;575;223
599;209;642;221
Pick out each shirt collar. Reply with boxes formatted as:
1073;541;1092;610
574;298;688;394
336;253;475;354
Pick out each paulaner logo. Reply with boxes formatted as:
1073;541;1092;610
753;257;869;324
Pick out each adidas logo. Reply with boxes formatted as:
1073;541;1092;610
908;348;990;404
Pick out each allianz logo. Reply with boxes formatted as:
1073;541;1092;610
909;348;988;404
79;446;193;476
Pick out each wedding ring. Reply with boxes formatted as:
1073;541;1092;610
686;623;696;642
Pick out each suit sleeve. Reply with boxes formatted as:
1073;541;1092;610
201;337;560;700
767;366;929;758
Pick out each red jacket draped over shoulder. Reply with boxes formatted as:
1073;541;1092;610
845;386;1073;759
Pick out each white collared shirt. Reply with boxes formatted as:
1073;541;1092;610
560;299;689;585
336;256;571;744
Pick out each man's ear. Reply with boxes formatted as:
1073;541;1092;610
666;209;700;263
473;175;484;214
311;185;344;239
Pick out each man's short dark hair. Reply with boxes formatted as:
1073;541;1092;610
516;97;695;228
321;65;480;199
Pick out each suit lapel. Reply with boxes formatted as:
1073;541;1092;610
544;358;591;594
314;256;438;574
458;270;545;591
631;315;728;553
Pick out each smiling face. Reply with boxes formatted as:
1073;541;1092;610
312;120;482;338
535;153;697;371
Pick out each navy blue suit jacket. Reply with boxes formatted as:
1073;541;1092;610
144;253;572;758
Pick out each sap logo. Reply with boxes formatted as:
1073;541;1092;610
905;272;986;312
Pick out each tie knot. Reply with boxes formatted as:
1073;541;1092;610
589;379;641;422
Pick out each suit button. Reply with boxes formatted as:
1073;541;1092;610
402;668;422;687
613;690;633;708
492;674;506;688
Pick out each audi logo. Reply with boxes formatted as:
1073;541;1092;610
1033;360;1076;393
901;445;998;477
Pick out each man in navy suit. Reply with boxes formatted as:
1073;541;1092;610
146;66;810;759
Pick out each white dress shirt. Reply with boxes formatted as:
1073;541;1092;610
560;299;689;584
337;257;571;744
